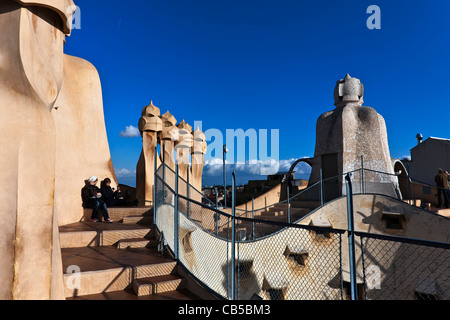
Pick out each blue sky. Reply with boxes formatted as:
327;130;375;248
65;0;450;187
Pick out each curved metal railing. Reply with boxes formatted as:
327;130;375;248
153;162;449;301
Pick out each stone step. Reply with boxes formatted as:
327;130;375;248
62;246;178;297
437;208;450;218
134;261;178;279
116;238;157;250
67;288;200;300
122;215;153;225
258;209;286;217
83;206;153;223
133;274;185;296
290;200;321;209
59;222;154;248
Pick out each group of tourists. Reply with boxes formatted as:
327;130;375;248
81;176;136;223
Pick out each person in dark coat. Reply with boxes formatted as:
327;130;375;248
81;176;114;223
435;169;450;208
100;178;139;207
100;178;126;207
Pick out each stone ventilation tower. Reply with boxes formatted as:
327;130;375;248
308;74;400;201
136;102;207;205
159;111;178;171
136;102;162;206
175;120;193;181
191;127;207;193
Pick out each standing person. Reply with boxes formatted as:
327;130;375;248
446;171;450;206
434;169;449;208
81;176;114;223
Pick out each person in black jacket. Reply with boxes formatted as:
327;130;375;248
100;178;126;207
435;169;450;208
81;176;114;223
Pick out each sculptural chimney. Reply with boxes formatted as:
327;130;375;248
136;102;163;206
308;74;400;201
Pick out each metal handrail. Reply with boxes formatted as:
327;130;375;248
155;161;445;239
153;161;450;301
162;163;217;207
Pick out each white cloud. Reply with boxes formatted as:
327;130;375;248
119;125;140;138
204;158;311;178
115;168;136;178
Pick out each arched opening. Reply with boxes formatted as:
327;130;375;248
281;158;313;199
393;160;410;201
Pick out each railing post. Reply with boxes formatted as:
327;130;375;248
174;163;179;261
408;174;412;206
320;168;324;206
287;183;291;224
252;197;255;240
231;170;237;300
154;146;158;222
223;145;227;209
345;173;358;300
214;187;219;236
215;187;219;209
186;169;190;218
162;141;165;180
361;155;365;194
162;141;166;203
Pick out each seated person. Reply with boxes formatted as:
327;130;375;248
100;178;138;207
81;176;114;223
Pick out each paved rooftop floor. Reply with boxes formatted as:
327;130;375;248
67;288;200;300
59;221;151;233
61;246;172;273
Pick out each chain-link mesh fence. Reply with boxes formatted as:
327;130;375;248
358;233;450;300
154;163;450;300
235;218;345;300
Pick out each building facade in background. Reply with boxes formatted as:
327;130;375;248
404;137;450;186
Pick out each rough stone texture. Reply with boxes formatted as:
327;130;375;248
309;74;400;199
0;1;116;299
53;54;118;226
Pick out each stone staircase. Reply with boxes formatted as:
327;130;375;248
60;206;201;300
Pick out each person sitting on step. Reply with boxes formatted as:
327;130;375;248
100;178;139;207
81;176;114;223
100;178;126;207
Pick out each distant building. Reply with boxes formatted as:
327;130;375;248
405;137;450;186
235;171;304;205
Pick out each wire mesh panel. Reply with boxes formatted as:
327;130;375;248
154;162;450;301
359;234;450;300
155;164;234;299
359;169;401;199
154;177;176;251
235;219;345;300
288;182;323;223
177;206;233;299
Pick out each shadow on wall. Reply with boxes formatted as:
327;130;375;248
361;239;448;300
221;260;260;300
